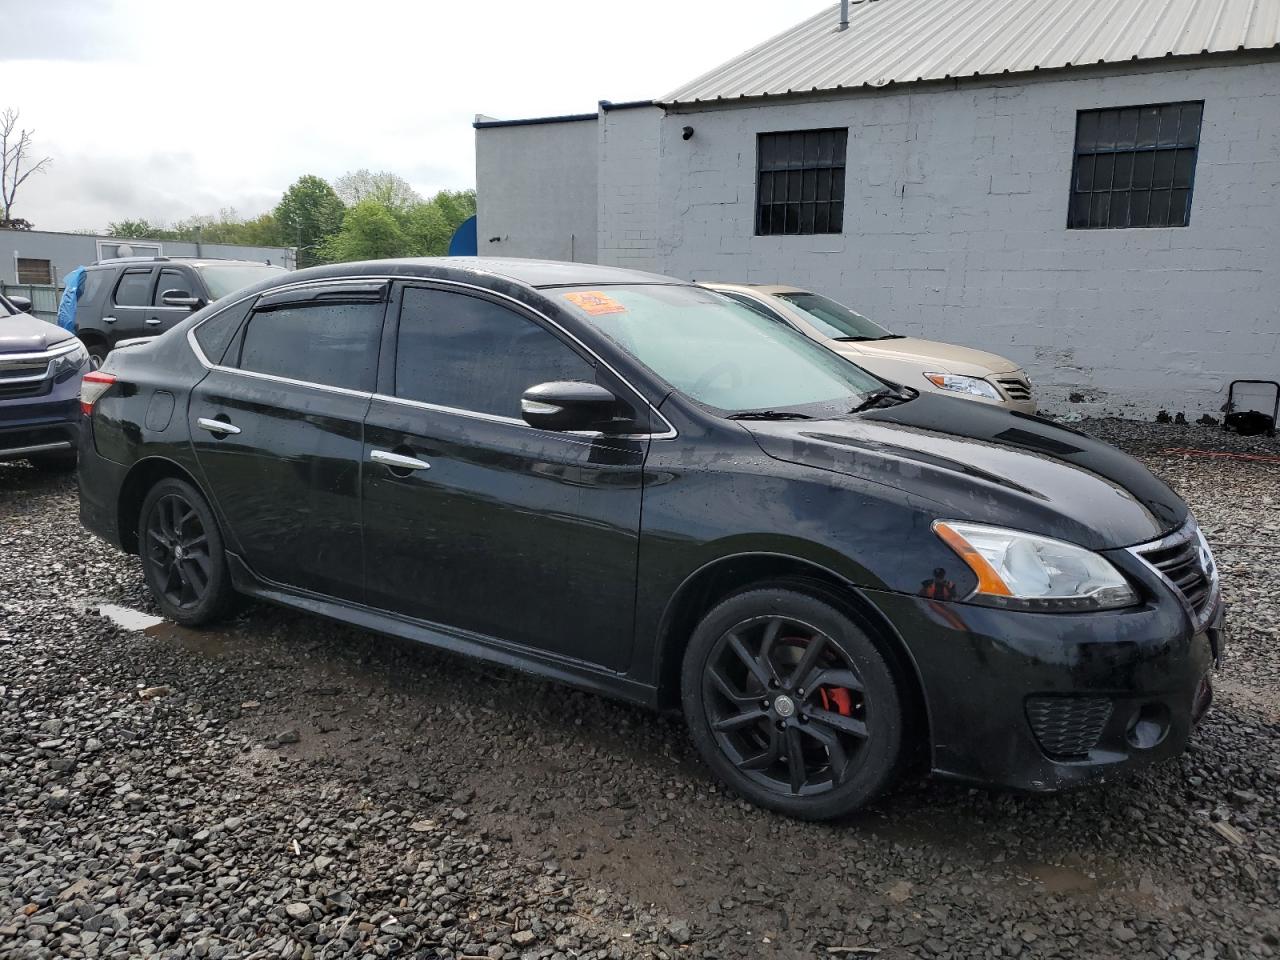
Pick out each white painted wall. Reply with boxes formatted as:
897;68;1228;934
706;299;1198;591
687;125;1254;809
648;59;1280;419
475;118;599;264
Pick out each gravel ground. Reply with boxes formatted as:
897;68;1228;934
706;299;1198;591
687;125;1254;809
1;418;1277;960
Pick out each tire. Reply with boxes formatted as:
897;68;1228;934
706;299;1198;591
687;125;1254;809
138;477;237;626
681;585;905;821
28;451;78;473
84;341;109;370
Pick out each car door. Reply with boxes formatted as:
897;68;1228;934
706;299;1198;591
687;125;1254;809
107;267;156;344
360;282;649;670
188;280;388;602
150;267;200;332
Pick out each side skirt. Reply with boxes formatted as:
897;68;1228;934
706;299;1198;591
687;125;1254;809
225;553;661;710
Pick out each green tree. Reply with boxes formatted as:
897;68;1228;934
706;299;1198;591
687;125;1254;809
274;175;344;266
107;219;170;239
400;189;478;257
320;200;412;263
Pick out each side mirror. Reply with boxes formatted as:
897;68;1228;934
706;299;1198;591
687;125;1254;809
521;381;620;432
162;289;204;310
8;294;33;314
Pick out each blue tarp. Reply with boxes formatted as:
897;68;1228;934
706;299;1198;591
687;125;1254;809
56;266;86;332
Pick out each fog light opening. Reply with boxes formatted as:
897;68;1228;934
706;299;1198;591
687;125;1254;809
1126;703;1170;751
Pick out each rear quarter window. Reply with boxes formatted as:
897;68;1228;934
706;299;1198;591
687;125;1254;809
194;298;255;366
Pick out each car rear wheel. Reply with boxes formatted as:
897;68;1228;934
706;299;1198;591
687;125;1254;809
85;342;108;370
138;477;236;626
681;585;905;820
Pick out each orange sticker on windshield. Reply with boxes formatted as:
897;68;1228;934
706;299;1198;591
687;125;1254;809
564;291;627;316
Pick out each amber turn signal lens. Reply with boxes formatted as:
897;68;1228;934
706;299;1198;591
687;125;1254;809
933;521;1013;597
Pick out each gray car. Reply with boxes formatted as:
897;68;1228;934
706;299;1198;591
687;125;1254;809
74;257;287;368
0;294;88;471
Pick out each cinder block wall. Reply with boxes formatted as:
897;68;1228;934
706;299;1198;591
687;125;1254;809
645;58;1280;419
598;106;664;271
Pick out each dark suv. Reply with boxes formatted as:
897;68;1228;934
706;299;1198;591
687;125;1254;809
77;258;1225;820
75;257;286;367
0;292;88;470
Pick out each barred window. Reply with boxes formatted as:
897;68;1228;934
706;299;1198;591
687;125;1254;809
756;129;847;236
1068;102;1203;229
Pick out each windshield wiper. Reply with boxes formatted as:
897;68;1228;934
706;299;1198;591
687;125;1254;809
832;336;873;342
726;410;815;421
848;388;910;413
876;334;906;340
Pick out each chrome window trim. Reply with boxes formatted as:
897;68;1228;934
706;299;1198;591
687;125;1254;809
186;274;679;441
1127;515;1221;630
367;391;670;444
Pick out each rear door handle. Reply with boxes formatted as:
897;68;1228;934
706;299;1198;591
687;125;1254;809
103;316;117;324
370;449;431;471
146;317;163;326
197;417;241;436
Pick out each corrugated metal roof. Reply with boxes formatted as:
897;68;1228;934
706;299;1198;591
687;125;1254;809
663;0;1280;104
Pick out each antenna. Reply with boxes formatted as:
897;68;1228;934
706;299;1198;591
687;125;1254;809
838;0;849;31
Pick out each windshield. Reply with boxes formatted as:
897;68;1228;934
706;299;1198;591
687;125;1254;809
559;285;884;416
774;291;895;341
196;263;287;300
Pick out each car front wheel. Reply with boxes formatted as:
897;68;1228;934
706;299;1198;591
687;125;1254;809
681;585;905;820
138;477;237;626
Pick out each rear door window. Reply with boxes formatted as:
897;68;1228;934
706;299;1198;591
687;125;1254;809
235;301;384;392
113;269;154;306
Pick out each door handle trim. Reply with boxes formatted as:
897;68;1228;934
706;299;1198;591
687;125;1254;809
145;317;163;326
197;417;241;436
370;449;431;471
102;316;117;324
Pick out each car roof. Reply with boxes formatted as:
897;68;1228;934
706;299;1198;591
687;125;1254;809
699;281;809;296
284;257;684;290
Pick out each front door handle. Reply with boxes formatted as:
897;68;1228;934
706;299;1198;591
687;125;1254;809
370;449;431;471
146;317;163;326
197;417;241;436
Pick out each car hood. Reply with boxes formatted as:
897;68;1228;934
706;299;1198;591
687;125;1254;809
0;315;73;354
835;336;1019;377
745;394;1185;550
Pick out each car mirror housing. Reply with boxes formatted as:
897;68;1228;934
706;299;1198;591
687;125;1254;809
162;289;204;310
521;381;620;432
7;294;33;314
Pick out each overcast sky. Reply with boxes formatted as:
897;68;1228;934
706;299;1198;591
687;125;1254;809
1;0;819;232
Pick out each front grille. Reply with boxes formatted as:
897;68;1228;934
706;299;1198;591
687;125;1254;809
1026;696;1112;760
1136;526;1215;621
0;378;51;400
994;376;1032;401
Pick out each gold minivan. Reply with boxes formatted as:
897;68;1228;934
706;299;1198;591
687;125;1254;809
702;283;1035;414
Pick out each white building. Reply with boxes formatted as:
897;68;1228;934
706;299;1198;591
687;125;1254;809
475;0;1280;419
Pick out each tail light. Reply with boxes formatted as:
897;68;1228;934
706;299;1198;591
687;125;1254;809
80;371;117;415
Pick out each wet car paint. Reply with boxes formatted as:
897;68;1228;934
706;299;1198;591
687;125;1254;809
76;258;1219;794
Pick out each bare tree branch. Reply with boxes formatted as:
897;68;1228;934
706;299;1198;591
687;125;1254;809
1;107;53;225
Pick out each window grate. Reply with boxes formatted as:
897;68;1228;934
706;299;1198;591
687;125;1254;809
756;128;847;236
1068;101;1203;230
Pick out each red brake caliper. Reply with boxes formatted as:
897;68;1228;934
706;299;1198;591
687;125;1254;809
819;686;854;716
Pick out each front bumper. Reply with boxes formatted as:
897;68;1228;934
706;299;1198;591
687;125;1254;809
0;398;80;461
865;584;1223;792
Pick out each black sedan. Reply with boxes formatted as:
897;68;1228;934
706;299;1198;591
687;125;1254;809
77;258;1225;820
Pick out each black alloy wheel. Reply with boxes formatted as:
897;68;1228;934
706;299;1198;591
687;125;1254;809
682;586;904;820
138;477;236;625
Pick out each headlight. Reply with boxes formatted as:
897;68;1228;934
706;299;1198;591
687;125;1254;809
923;372;1001;401
933;521;1138;612
49;341;89;383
